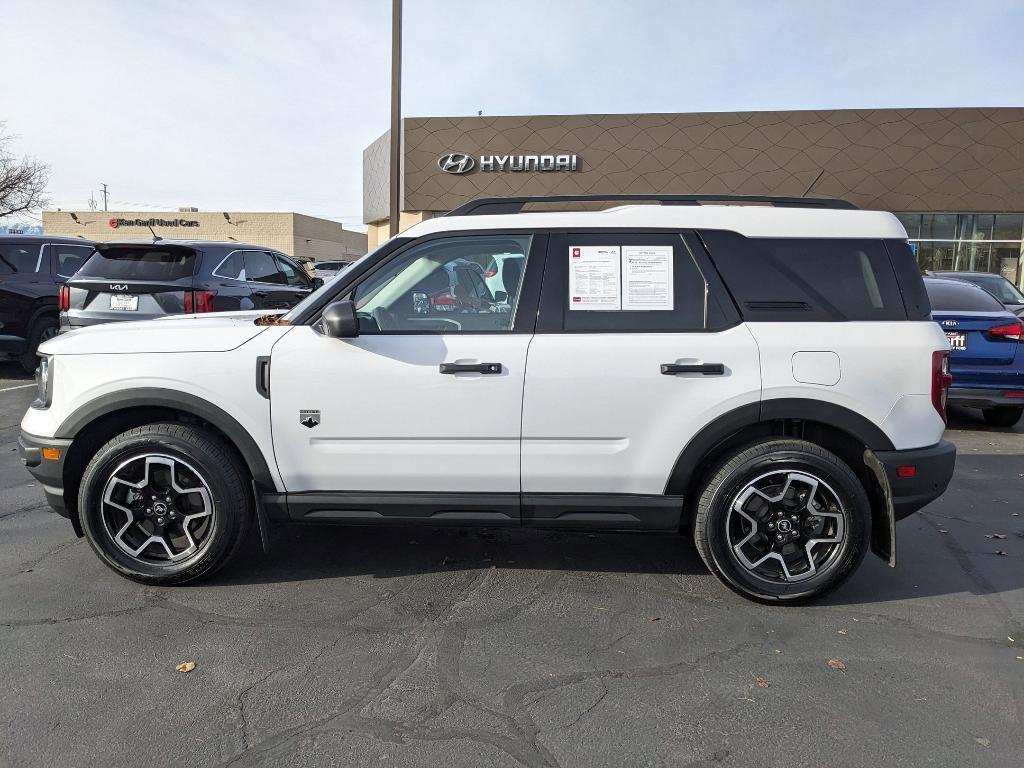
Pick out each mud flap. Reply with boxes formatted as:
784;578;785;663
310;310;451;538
252;479;277;554
863;450;896;567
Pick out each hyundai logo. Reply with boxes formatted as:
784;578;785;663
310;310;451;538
437;153;476;174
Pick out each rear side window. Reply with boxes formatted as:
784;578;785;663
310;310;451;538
53;244;94;279
925;280;1005;312
538;233;731;333
76;247;197;280
0;243;38;274
213;251;244;280
699;232;907;321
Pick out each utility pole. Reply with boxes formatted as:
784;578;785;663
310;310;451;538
100;183;109;211
388;0;402;238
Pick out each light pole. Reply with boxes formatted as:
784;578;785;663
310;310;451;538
388;0;402;238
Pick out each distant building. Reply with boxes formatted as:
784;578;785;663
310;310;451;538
42;209;366;265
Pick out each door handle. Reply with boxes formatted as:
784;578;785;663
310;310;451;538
661;363;725;375
439;362;502;374
253;290;269;297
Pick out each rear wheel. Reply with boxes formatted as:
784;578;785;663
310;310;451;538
982;406;1023;427
693;439;870;604
78;423;252;585
19;316;59;374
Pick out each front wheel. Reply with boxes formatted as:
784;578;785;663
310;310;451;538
78;423;252;585
982;406;1023;428
693;439;870;604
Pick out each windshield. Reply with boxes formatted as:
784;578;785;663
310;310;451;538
925;279;1005;312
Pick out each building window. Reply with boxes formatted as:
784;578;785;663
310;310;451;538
898;212;1024;289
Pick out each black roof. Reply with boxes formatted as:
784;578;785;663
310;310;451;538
0;234;94;244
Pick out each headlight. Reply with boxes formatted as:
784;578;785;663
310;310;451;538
32;355;54;409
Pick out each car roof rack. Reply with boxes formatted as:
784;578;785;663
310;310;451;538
446;194;858;217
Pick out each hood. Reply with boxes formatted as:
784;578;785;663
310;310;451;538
40;311;278;355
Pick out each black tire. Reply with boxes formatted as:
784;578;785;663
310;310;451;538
693;439;870;604
982;406;1023;428
78;422;252;585
18;316;59;374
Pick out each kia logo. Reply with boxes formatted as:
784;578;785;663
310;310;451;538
942;320;959;327
108;217;119;228
110;284;128;291
438;153;475;174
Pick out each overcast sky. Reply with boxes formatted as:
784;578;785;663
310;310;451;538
3;0;1023;230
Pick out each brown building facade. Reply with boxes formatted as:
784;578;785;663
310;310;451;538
364;107;1024;286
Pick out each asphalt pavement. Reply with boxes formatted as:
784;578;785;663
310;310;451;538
1;359;1021;768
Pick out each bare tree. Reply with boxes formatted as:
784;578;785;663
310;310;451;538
0;124;49;219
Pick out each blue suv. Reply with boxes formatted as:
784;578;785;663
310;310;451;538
925;276;1024;426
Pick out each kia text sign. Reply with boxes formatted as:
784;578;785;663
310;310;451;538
438;153;580;175
109;217;200;229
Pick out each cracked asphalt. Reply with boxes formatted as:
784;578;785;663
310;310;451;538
1;359;1022;767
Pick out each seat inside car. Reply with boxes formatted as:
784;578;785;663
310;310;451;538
502;257;522;299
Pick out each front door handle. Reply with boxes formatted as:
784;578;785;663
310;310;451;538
440;362;502;374
252;290;269;297
661;363;725;375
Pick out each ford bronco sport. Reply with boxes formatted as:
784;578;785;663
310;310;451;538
19;195;956;603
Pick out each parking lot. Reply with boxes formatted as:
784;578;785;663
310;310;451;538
0;360;1021;768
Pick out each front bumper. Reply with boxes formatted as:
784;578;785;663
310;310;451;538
948;387;1024;409
18;431;72;518
874;440;956;520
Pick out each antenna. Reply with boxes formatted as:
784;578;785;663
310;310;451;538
146;224;162;242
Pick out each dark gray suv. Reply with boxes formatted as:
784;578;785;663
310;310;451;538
61;240;319;330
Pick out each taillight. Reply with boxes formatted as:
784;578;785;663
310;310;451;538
483;270;497;278
184;290;217;313
430;292;458;311
931;349;953;422
57;285;70;312
987;322;1023;341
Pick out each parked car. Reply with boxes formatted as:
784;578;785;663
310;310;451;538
60;240;319;331
933;270;1024;316
0;234;94;372
313;260;354;281
21;194;955;603
925;276;1024;426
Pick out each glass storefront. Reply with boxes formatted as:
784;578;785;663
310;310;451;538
896;213;1024;288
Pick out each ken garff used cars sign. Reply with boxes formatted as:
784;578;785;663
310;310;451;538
438;153;580;174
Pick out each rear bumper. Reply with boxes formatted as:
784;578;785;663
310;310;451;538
874;440;956;520
948;387;1024;409
18;431;72;517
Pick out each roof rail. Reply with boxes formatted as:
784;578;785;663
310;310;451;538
445;194;858;217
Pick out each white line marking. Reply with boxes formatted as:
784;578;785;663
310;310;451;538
0;383;35;393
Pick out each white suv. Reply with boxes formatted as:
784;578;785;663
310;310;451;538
19;195;956;603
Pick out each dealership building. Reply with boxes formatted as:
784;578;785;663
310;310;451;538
364;107;1024;287
42;209;367;265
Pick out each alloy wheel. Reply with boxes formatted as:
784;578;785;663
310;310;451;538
100;454;215;565
725;470;846;583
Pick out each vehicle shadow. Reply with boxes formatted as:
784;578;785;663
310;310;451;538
0;361;33;382
209;511;1023;606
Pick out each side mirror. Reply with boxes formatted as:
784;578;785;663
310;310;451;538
312;277;324;289
321;300;359;338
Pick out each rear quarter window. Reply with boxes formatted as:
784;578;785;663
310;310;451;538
925;280;1005;312
699;231;908;322
77;247;197;281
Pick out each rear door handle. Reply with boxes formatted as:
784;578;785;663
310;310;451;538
661;363;725;375
253;290;269;297
439;362;502;374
